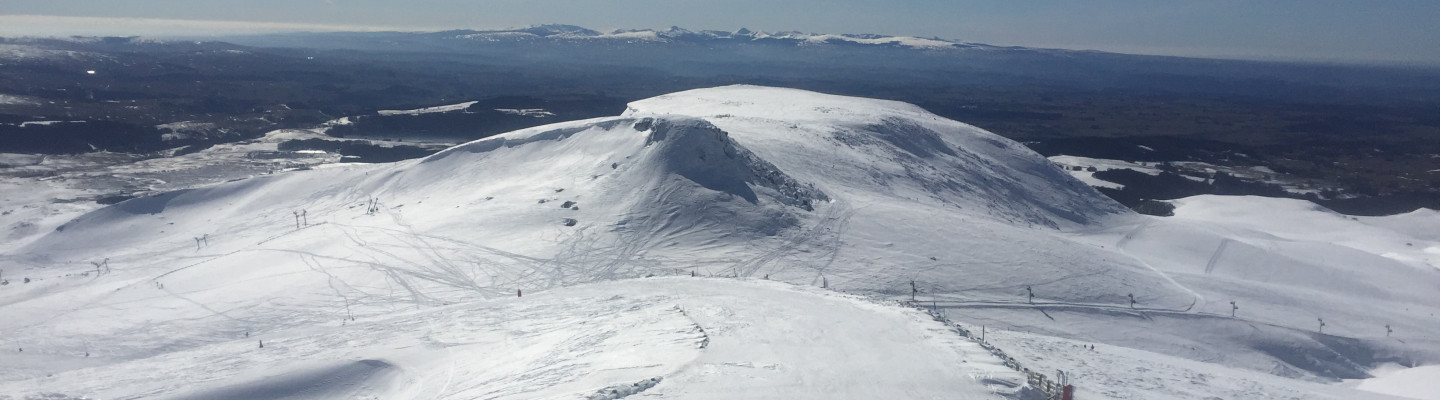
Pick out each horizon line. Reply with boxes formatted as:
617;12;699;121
3;14;1436;68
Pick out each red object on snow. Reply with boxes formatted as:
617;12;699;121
1062;385;1074;400
517;289;522;297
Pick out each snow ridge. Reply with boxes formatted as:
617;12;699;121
638;117;828;211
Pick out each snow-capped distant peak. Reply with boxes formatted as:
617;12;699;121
446;24;976;50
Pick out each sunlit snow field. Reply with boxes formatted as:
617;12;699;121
2;86;1437;399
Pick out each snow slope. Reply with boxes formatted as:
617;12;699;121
987;328;1407;400
1047;155;1162;189
0;278;1027;399
1350;364;1440;399
1040;195;1440;383
3;85;1439;398
15;85;1158;307
0;128;344;256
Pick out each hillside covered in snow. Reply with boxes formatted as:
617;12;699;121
2;86;1438;399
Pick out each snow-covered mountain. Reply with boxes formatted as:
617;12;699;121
182;23;1040;58
447;24;982;50
2;86;1438;399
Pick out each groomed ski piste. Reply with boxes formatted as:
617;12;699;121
2;85;1438;399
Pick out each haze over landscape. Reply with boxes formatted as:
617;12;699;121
2;2;1440;400
5;0;1440;64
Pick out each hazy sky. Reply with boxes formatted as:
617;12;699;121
3;0;1438;65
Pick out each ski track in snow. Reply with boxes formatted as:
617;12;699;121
1204;238;1232;275
730;197;853;280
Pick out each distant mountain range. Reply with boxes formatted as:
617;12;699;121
0;23;1026;52
435;24;1012;51
154;23;1068;59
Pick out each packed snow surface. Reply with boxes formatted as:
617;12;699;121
0;278;1026;399
2;85;1439;399
1350;364;1440;399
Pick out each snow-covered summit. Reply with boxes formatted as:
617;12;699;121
29;86;1123;265
26;85;1127;267
624;85;1126;226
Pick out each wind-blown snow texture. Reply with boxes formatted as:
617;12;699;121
2;86;1438;399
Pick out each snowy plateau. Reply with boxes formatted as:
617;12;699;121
1;85;1439;399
